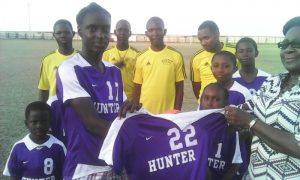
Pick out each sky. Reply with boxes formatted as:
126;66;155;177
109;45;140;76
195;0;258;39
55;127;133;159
1;0;299;36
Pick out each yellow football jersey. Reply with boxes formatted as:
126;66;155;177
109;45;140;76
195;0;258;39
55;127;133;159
38;49;78;97
134;46;186;114
190;43;239;102
103;46;140;100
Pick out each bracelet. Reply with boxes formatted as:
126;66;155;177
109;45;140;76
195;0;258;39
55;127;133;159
249;118;258;129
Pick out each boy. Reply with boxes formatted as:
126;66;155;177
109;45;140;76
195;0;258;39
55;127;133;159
3;101;66;180
190;20;239;102
233;37;271;95
103;19;140;100
132;16;186;114
38;19;77;102
200;83;242;180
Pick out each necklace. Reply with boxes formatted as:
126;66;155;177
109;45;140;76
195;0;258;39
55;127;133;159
117;48;129;62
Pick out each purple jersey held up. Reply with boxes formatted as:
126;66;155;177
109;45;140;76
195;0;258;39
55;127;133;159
233;69;271;96
3;134;66;180
100;109;233;180
56;53;125;179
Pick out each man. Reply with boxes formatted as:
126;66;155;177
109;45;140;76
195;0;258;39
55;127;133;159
103;19;140;100
132;16;186;114
56;3;136;179
190;20;238;102
38;19;77;102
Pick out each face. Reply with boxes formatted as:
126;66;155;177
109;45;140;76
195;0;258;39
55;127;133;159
197;28;219;52
114;21;131;42
53;23;74;46
145;19;166;47
211;55;235;83
236;42;257;66
279;26;300;75
78;12;111;54
201;86;226;109
26;110;50;141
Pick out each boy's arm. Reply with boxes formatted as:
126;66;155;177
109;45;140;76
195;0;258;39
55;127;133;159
39;90;49;102
191;81;201;99
174;81;184;110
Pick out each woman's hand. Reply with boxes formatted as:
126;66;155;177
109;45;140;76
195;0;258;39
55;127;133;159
224;106;254;129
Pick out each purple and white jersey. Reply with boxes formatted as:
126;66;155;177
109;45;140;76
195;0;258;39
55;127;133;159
233;69;271;95
47;95;66;145
56;53;125;179
205;119;242;179
228;81;252;106
99;108;237;180
3;134;66;180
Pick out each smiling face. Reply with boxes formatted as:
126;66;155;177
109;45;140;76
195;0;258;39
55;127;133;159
280;26;300;75
78;12;111;55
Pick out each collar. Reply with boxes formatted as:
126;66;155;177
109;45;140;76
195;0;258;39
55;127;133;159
23;134;55;151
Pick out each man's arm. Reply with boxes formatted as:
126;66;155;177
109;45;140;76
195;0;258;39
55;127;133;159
191;81;201;99
38;90;49;102
174;81;184;110
70;97;110;138
132;83;141;105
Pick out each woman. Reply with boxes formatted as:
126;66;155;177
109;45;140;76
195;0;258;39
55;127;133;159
224;16;300;179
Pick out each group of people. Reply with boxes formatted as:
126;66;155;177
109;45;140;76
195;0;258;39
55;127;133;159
3;2;300;180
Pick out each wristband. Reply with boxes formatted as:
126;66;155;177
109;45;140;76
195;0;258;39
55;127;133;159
249;118;258;129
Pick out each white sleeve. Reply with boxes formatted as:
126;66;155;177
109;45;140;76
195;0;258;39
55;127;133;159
232;131;243;164
57;64;90;103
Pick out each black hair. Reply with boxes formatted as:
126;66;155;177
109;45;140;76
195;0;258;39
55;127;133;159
76;2;111;26
53;19;73;31
236;37;258;53
146;16;165;30
283;16;300;35
202;83;229;106
198;20;219;33
25;101;52;121
212;50;237;67
116;19;131;30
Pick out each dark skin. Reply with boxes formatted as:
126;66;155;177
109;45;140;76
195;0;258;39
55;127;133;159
39;22;75;102
114;20;131;68
235;41;259;83
225;26;300;159
131;17;184;111
201;86;239;180
192;27;223;99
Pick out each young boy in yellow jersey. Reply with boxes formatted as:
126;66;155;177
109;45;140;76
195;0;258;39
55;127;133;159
190;20;238;103
132;16;186;114
103;19;140;100
38;19;77;102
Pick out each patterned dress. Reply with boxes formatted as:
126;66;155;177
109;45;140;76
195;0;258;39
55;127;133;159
243;73;300;179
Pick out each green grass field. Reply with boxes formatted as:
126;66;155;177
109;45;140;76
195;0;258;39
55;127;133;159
0;39;284;178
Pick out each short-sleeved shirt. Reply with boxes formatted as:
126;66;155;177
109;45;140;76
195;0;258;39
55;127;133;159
190;43;237;101
99;109;242;180
233;69;271;96
56;53;125;179
103;46;140;100
3;134;66;179
228;81;252;106
38;49;78;97
243;73;300;179
134;46;186;114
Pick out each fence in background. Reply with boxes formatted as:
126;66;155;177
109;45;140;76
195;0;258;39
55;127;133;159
0;31;284;44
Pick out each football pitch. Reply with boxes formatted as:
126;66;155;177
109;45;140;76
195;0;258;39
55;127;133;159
0;39;284;177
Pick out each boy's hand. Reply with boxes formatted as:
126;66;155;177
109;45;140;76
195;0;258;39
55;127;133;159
118;100;142;118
